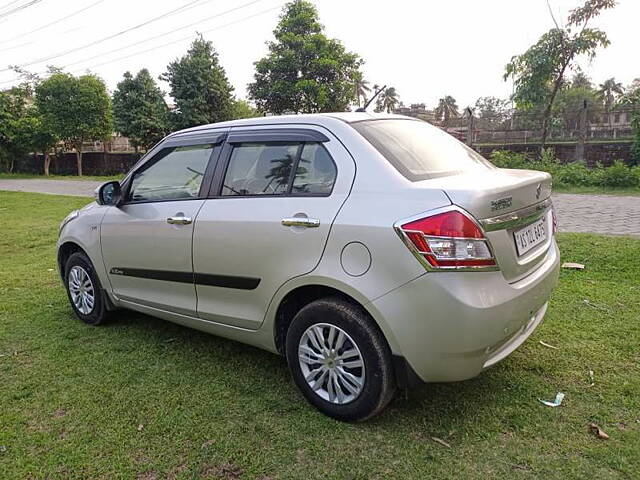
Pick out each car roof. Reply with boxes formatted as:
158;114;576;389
172;111;414;136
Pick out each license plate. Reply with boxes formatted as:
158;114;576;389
513;216;548;256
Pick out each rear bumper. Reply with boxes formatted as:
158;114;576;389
371;239;560;383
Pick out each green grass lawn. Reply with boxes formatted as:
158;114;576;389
0;173;123;182
1;191;639;479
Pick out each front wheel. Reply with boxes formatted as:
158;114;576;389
286;297;396;421
64;252;109;325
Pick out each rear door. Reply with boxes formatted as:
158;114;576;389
100;131;225;315
192;125;355;329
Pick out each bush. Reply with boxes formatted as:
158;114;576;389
489;150;528;169
599;160;639;188
554;162;593;186
487;149;639;190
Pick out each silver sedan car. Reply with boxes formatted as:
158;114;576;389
57;113;559;421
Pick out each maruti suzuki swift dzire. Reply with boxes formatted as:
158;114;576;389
58;113;559;421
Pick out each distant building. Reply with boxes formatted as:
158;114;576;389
393;103;435;122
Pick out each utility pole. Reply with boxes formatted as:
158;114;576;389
575;99;588;163
465;107;474;146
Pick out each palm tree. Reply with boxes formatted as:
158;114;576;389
435;95;459;125
353;72;371;107
381;87;399;113
597;78;625;128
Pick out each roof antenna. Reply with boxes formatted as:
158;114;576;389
356;84;386;112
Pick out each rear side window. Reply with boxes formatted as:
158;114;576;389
292;143;337;195
221;142;336;196
352;119;494;181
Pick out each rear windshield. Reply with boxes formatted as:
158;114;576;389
351;119;494;181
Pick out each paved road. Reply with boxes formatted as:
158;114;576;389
552;193;640;237
1;179;639;237
0;179;101;197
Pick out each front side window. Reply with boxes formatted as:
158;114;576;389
129;144;213;202
221;141;336;196
352;119;494;181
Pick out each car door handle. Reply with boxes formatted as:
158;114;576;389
167;216;192;225
281;217;320;228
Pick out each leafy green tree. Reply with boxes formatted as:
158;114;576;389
553;85;602;131
474;96;510;124
353;72;371;107
597;77;624;128
248;0;363;113
113;69;169;152
0;85;32;171
571;71;593;89
619;79;640;164
380;87;400;113
435;95;459;124
161;35;234;130
230;99;261;119
504;0;616;152
15;113;58;175
35;73;113;176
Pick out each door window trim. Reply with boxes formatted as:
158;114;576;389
208;130;337;199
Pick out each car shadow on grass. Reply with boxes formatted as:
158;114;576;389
98;308;521;432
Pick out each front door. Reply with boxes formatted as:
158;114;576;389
192;126;355;329
101;138;222;316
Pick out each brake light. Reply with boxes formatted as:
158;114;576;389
397;209;497;270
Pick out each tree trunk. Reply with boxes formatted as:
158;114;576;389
75;147;83;176
44;152;51;176
540;64;569;157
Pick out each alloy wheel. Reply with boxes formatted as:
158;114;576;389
68;265;95;315
297;323;366;404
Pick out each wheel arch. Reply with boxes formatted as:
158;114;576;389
270;279;401;357
57;241;87;281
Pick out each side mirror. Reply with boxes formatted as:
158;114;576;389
95;181;122;206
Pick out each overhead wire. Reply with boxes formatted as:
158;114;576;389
0;0;217;72
0;0;104;45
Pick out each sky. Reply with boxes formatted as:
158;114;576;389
0;0;637;109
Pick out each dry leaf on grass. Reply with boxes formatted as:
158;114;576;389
431;437;451;448
588;423;610;440
539;340;559;350
137;424;144;431
562;262;585;270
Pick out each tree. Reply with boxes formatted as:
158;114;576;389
15;112;58;175
248;0;363;113
113;69;169;152
161;35;234;129
571;71;593;89
619;79;640;164
353;72;371;107
230;99;261;119
0;85;32;172
36;72;113;176
504;0;616;153
435;95;459;124
379;87;400;113
474;96;510;124
597;77;624;128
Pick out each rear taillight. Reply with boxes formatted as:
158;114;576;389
396;208;497;270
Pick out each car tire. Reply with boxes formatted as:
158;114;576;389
64;252;109;325
286;297;396;421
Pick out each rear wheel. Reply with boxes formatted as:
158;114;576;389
64;252;108;325
286;297;396;421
